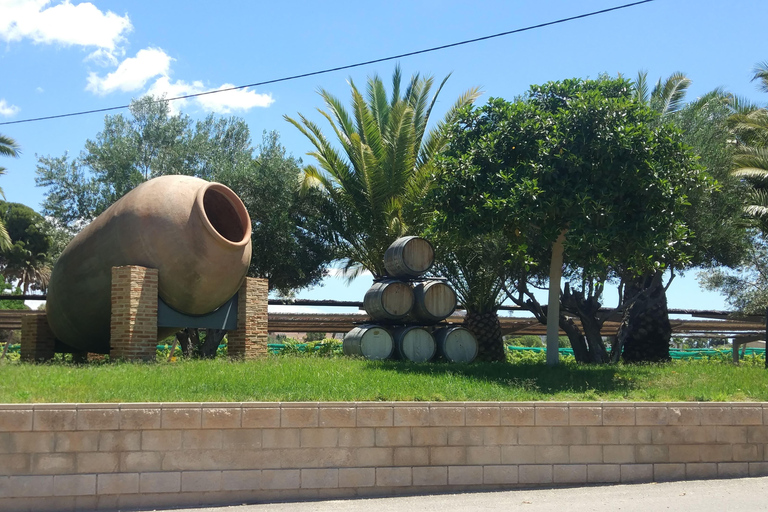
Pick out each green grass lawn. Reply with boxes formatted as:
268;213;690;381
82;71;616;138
2;353;768;403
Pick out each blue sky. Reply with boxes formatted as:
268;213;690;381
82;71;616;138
0;0;766;312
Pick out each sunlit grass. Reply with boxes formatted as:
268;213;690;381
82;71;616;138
2;354;768;403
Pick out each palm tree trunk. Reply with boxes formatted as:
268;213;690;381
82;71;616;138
464;310;505;362
616;272;671;363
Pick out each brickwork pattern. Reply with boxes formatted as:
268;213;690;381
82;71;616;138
2;402;768;511
20;314;56;362
110;266;158;361
228;277;268;360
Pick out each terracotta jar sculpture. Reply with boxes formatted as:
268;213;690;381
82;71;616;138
46;175;252;353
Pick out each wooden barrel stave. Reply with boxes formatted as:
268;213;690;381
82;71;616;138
410;280;457;324
364;280;414;322
384;236;435;278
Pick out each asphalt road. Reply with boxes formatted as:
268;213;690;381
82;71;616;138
169;477;768;511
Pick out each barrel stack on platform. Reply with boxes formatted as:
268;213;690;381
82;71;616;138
343;236;478;363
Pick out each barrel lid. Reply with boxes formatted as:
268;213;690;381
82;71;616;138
359;326;394;360
396;326;436;363
441;327;478;363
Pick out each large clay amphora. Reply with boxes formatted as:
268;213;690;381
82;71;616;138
46;175;252;353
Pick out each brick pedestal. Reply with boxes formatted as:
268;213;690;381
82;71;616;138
228;277;268;359
20;313;56;362
110;266;158;361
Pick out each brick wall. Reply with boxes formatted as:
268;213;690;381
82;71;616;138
110;266;159;361
2;402;768;511
228;277;269;359
19;314;56;362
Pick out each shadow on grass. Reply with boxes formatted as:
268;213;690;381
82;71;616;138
363;359;659;395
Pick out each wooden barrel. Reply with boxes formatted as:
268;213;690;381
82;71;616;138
364;279;414;321
383;236;434;278
343;325;394;360
392;326;436;363
410;280;457;324
434;327;478;363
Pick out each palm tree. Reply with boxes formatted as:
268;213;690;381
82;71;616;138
430;232;507;361
285;66;480;278
2;247;51;294
618;72;694;362
0;134;20;251
730;62;768;230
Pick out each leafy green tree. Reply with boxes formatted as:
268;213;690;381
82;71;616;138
36;96;251;227
0;275;28;310
218;131;336;295
0;201;53;293
431;78;707;363
285;66;480;278
0;134;21;250
36;97;331;295
700;233;768;315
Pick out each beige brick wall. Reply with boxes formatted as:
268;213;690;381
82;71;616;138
2;402;768;511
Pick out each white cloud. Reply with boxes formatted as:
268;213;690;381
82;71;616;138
146;76;274;114
1;2;274;114
86;47;172;95
194;83;274;113
0;0;131;53
0;99;20;117
145;75;200;113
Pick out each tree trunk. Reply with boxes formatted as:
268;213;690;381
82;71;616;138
581;316;610;363
560;316;589;362
617;272;671;363
465;310;505;362
199;329;225;359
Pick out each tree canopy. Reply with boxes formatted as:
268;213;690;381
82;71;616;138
0;134;21;250
0;200;54;294
218;131;336;295
36;97;333;294
430;77;709;362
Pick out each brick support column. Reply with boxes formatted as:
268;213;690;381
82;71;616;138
20;314;56;362
228;277;268;359
110;266;158;361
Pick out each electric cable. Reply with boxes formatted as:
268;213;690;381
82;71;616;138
0;0;655;126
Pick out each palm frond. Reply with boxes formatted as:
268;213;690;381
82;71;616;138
651;71;691;116
733;146;768;178
0;220;10;251
752;61;768;94
390;64;402;108
318;88;355;143
633;70;649;104
0;135;20;158
418;86;482;167
367;74;390;137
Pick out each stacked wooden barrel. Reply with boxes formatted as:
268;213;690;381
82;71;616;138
343;236;478;363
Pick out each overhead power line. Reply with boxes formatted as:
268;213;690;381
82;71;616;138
0;0;655;127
